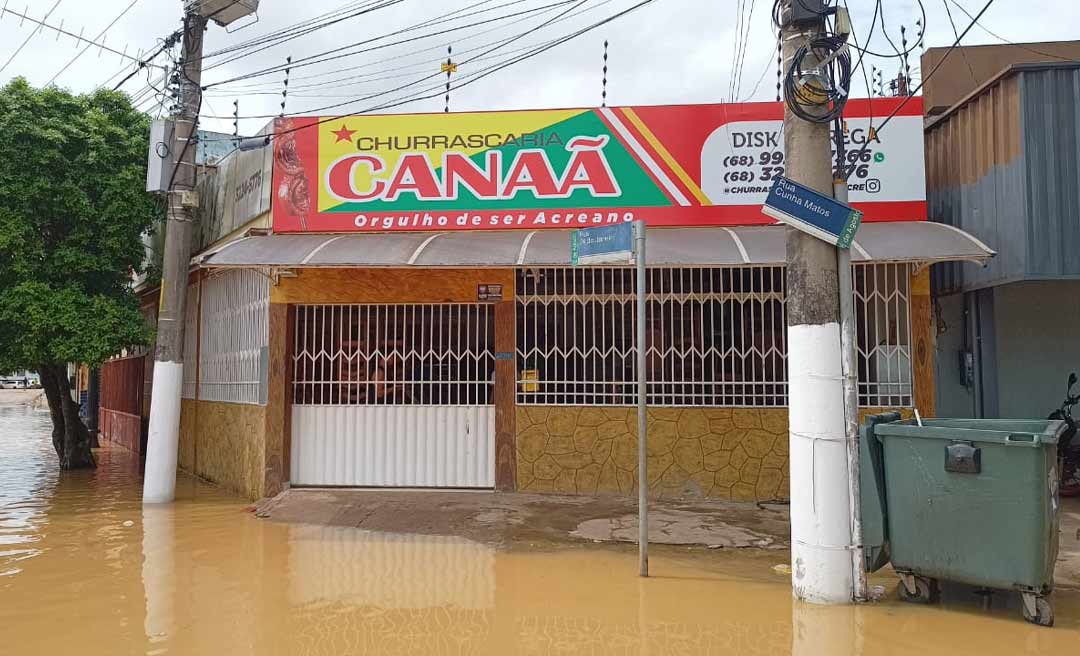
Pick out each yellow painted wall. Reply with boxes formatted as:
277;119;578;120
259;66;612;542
516;406;912;501
178;399;268;500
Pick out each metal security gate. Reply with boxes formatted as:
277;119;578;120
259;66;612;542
291;304;496;488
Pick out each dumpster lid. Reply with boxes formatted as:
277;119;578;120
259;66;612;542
872;418;1066;446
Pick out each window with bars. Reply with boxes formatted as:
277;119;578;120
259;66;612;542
292;304;495;406
854;263;912;407
197;269;270;405
516;264;912;408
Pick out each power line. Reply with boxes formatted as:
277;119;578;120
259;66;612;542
946;0;1078;62
203;0;502;70
203;26;594;97
846;0;996;176
205;0;596;119
739;33;779;102
208;0;615;94
48;0;142;85
203;0;408;59
112;36;181;92
731;0;758;102
202;0;580;88
941;0;977;85
201;0;404;70
846;0;927;59
0;0;64;74
727;0;746;102
204;0;572;87
200;0;660;139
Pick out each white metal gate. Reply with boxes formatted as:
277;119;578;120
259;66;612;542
290;304;496;488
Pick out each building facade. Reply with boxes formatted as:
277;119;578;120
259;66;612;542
151;99;990;501
925;55;1080;419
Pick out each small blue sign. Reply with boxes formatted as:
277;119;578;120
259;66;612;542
571;223;635;265
761;177;863;249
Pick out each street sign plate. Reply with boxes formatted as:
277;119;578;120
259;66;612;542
571;223;635;265
761;176;863;249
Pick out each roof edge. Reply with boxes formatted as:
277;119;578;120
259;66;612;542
925;61;1080;131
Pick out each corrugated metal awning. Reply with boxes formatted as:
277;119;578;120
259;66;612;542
196;223;994;269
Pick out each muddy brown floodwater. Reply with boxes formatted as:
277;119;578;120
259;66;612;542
2;404;1080;655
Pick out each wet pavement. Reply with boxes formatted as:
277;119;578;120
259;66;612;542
3;404;1080;655
258;488;791;550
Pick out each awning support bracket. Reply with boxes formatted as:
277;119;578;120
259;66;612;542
268;267;297;286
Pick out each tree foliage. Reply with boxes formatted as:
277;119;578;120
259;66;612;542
0;78;158;468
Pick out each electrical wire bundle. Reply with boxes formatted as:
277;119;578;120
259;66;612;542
784;32;851;123
773;0;852;124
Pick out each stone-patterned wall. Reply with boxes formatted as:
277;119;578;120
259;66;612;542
179;399;197;472
516;407;789;501
515;406;912;501
178;399;267;500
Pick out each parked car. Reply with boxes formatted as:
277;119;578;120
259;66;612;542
0;378;16;390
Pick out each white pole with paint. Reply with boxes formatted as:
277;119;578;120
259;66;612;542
636;220;648;578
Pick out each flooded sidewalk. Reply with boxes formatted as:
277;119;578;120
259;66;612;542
259;482;1080;589
256;487;792;550
4;404;1080;655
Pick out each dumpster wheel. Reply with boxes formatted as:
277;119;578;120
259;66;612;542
897;572;939;604
1021;592;1054;627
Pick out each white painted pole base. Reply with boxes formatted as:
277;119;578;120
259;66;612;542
143;362;184;504
788;323;855;604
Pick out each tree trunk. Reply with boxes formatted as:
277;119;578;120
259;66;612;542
37;363;95;470
38;365;67;460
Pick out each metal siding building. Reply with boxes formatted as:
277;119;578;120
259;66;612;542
928;63;1080;294
1022;67;1080;279
927;61;1080;419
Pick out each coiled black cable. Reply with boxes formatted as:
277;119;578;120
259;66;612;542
784;32;851;123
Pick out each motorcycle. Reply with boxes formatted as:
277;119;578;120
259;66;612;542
1048;373;1080;497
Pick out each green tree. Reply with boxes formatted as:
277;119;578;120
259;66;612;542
0;79;156;469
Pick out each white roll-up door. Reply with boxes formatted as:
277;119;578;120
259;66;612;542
290;304;496;488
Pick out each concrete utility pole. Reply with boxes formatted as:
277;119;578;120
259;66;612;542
143;8;207;505
781;0;856;603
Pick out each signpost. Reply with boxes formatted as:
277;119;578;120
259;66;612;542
571;221;649;578
761;176;863;249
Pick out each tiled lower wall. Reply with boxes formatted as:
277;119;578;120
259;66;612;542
179;399;267;500
515;406;911;501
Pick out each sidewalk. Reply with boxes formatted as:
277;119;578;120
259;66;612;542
0;389;44;407
256;489;791;550
257;489;1080;588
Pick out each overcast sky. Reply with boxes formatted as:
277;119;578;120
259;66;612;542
1;0;1077;135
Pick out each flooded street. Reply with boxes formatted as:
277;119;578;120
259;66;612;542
2;404;1080;655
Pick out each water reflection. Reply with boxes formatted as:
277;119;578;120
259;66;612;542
791;603;863;656
2;405;1080;655
142;505;174;647
288;527;495;608
0;407;56;577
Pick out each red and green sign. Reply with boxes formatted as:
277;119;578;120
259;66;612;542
271;98;926;233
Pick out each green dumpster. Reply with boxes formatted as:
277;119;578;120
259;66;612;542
861;414;1065;626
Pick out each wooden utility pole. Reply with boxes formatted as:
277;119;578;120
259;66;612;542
143;7;206;504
